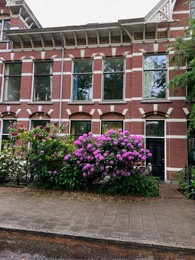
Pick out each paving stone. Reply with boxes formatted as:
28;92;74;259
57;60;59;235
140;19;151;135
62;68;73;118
0;184;194;251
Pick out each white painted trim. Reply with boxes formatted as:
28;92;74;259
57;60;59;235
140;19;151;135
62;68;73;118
173;11;189;14
132;53;143;57
53;72;72;75
22;59;33;63
166;167;183;171
169;97;186;100
94;71;102;74
132;68;142;72
170;27;188;31
125;119;144;122
21;73;33;76
166;119;187;122
17;118;30;121
166;135;187;139
20;99;31;102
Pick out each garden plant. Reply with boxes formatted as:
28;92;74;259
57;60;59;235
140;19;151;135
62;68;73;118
0;125;159;197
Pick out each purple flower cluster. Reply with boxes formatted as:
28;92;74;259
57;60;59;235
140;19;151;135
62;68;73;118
64;129;152;178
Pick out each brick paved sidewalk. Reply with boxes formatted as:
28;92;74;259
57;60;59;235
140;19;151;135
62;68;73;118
0;183;194;251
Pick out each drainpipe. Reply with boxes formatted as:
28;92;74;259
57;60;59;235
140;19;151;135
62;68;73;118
59;33;65;130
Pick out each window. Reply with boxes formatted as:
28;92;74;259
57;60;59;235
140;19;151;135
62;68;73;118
31;120;50;129
2;120;16;141
3;63;22;101
146;121;164;137
103;58;124;100
73;59;92;101
71;121;91;140
101;121;123;133
34;61;52;101
144;55;167;99
0;20;10;41
190;0;195;19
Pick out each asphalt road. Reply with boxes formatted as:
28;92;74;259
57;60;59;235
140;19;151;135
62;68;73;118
0;230;194;260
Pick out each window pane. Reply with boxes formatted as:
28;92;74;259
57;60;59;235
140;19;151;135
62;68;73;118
146;121;164;137
4;77;21;101
104;73;123;99
103;58;124;100
3;63;22;101
73;59;92;101
32;120;50;128
104;58;123;73
144;71;166;98
34;76;51;101
74;60;92;73
102;121;123;133
35;62;52;75
3;120;16;134
71;121;91;139
2;20;10;40
73;74;92;100
34;61;52;101
144;55;166;70
5;63;22;76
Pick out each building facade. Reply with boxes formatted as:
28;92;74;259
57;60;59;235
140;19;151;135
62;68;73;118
0;0;194;181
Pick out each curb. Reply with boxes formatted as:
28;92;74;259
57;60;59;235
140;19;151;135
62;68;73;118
1;226;195;255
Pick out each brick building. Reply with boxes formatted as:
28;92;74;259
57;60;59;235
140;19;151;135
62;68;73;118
0;0;194;181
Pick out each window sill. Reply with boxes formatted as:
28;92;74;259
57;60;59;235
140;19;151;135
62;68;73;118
68;101;95;105
99;100;127;104
140;99;172;104
27;101;54;105
0;101;21;105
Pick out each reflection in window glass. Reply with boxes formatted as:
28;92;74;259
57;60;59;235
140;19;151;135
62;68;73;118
3;63;22;101
73;59;92;101
0;20;10;40
146;121;164;137
71;121;91;140
2;120;16;141
144;55;167;99
31;120;50;129
103;58;124;100
34;62;52;101
190;0;195;18
101;121;123;133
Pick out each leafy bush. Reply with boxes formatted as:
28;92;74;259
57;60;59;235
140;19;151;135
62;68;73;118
6;123;75;188
0;143;26;184
178;167;195;199
64;129;153;190
93;173;159;197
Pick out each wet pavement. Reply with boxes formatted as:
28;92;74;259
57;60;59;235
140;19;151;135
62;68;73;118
0;183;194;258
0;230;195;259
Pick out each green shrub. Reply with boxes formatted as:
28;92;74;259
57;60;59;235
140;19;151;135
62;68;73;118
0;143;26;184
178;167;195;199
93;173;159;197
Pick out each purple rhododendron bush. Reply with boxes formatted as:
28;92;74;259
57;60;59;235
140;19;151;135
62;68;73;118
63;129;158;196
65;129;151;178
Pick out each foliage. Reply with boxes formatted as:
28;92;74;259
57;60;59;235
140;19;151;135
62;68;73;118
0;125;158;197
178;166;195;199
168;19;195;132
64;129;152;189
0;143;26;184
6;122;75;188
93;173;159;197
